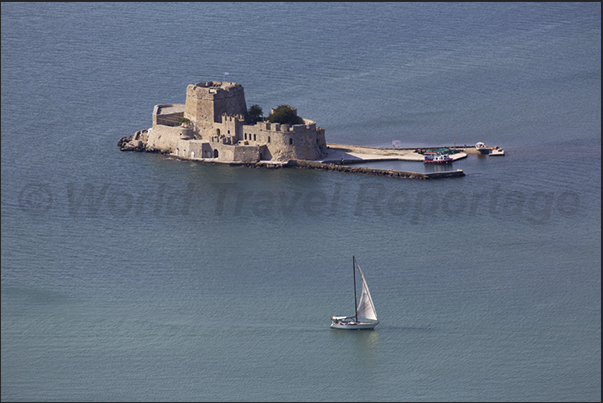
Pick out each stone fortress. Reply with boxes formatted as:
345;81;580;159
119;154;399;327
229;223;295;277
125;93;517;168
120;81;327;163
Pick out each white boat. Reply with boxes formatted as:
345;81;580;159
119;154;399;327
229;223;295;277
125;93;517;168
489;146;505;156
331;256;379;330
475;142;490;154
424;152;453;164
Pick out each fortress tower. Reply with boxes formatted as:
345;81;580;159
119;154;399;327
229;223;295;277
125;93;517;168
184;81;247;138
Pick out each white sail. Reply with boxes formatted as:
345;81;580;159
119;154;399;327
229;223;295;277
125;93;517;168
355;265;378;321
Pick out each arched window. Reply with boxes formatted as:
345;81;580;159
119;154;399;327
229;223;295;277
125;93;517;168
253;134;256;141
214;149;219;158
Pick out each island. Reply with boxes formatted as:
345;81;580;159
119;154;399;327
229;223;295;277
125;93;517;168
118;80;467;179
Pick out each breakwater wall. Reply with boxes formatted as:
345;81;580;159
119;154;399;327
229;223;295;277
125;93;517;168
286;160;465;179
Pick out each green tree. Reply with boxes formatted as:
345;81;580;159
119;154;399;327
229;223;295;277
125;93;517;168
245;104;264;124
267;105;303;125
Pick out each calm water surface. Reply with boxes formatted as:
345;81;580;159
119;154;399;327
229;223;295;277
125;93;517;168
2;3;600;401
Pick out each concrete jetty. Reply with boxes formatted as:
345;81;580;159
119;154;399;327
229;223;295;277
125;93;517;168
305;143;468;179
322;143;471;162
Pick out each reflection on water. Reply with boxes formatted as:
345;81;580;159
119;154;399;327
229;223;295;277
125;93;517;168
330;327;380;348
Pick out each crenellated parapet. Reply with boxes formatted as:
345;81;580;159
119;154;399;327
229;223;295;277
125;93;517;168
238;117;326;161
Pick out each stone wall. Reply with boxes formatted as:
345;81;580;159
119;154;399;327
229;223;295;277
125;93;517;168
146;125;186;153
152;104;185;126
173;139;261;163
215;115;243;141
232;144;261;162
256;120;326;161
175;139;209;159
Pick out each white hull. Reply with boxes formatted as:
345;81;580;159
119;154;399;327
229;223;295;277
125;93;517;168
331;316;379;329
475;142;490;154
330;321;378;330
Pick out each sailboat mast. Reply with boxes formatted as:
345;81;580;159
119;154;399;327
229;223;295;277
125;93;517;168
353;256;358;322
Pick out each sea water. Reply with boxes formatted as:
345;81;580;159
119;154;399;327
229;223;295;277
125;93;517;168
1;3;600;401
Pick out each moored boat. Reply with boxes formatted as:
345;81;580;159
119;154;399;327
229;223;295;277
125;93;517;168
489;146;505;156
475;142;490;154
424;152;453;164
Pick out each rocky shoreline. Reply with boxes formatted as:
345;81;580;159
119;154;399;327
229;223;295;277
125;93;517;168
118;135;157;153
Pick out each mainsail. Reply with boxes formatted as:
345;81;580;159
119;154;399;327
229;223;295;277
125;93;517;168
355;264;378;321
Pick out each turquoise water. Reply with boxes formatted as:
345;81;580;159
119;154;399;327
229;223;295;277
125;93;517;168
2;3;600;401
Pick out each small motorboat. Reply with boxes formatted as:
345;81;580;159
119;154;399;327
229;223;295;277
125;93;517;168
475;142;490;154
489;146;505;156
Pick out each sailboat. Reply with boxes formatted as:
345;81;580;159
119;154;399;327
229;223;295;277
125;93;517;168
330;256;379;330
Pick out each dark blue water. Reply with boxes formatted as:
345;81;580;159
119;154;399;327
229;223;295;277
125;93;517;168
2;3;600;401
